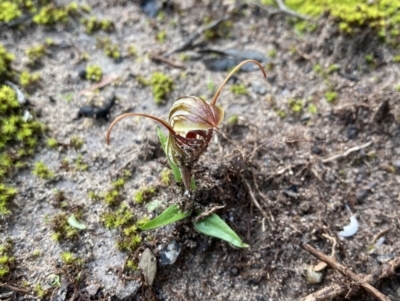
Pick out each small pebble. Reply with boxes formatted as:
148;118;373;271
346;125;358;139
251;81;267;95
230;267;240;277
311;146;322;155
159;240;182;266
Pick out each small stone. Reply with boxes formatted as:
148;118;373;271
84;284;100;296
248;278;260;286
78;69;87;80
377;254;395;263
251;81;267;95
230;267;240;277
393;160;400;171
346;125;358;140
139;248;157;286
115;281;140;300
283;185;299;198
311;146;322;155
356;189;369;202
159;240;182;266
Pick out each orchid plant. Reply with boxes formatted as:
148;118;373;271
105;60;266;248
106;59;267;193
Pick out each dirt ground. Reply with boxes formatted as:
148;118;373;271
1;1;400;300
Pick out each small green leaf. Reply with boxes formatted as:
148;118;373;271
194;214;248;248
139;205;191;230
156;127;182;183
67;214;86;230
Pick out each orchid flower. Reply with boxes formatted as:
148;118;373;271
106;59;266;192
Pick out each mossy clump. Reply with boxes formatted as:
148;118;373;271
70;136;84;149
0;184;17;216
127;45;137;57
74;154;88;172
20;71;41;88
0;45;15;80
96;37;120;60
0;2;22;23
325;91;338;103
275;108;287;118
203;17;233;40
134;186;156;203
308;103;318;114
101;203;142;252
160;169;172;185
60;251;83;266
136;75;149;86
150;72;174;104
26;45;46;64
82;17;114;34
85;65;102;82
0;241;14;278
50;213;81;242
0;84;44;213
33;5;68;25
32;161;55;180
102;177;126;206
263;0;400;43
33;283;47;299
230;84;248;96
102;202;133;229
288;99;304;113
156;30;167;43
227;114;239;125
46;137;58;149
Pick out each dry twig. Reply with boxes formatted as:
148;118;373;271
301;244;392;301
242;177;271;222
150;54;185;69
0;282;31;295
163;17;229;57
322;141;372;163
80;75;119;95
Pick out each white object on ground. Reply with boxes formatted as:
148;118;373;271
338;215;359;237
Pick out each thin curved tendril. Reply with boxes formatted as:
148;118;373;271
106;112;176;145
210;59;267;105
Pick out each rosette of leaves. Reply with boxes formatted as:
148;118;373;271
107;59;266;192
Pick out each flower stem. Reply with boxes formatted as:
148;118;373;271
210;59;267;105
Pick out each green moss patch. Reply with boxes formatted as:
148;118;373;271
150;72;174;104
0;81;44;215
263;0;400;42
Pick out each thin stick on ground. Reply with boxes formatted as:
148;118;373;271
251;172;276;230
150;54;186;69
301;244;391;301
242;177;271;222
300;256;400;301
163;17;229;57
322;141;372;163
0;282;31;294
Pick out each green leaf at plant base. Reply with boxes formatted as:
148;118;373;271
138;205;191;230
156;127;182;183
67;214;86;230
194;214;248;248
